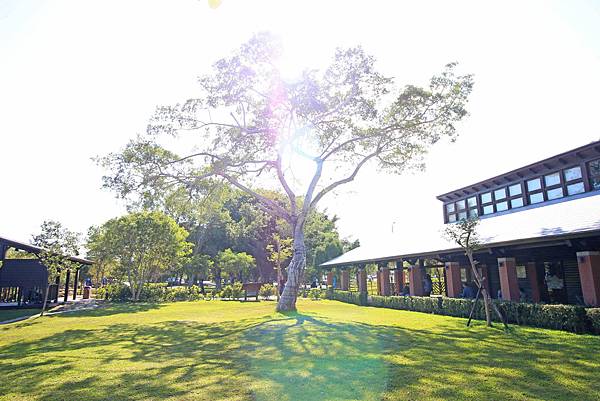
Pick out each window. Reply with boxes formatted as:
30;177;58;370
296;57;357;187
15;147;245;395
564;166;582;182
456;199;466;210
494;188;507;200
446;203;455;213
481;192;492;204
527;178;542;191
448;213;457;223
567;182;585;195
467;197;477;208
589;159;600;190
546;187;564;200
483;205;494;215
509;184;522;196
458;211;467;220
496;201;508;212
544;172;561;187
511;197;524;208
517;265;527;279
529;192;544;204
469;208;479;218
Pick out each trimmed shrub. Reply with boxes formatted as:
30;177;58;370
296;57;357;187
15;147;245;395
308;288;324;300
259;283;275;300
325;290;599;334
586;308;600;334
98;283;205;302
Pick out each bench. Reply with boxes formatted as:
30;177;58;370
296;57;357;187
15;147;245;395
242;282;262;301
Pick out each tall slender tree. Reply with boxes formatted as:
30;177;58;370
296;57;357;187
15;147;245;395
99;33;473;311
32;221;81;316
443;217;507;329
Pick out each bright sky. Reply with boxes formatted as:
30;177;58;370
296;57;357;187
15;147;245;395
1;0;600;247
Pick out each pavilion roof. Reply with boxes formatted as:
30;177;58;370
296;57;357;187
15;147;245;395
0;236;93;265
321;191;600;267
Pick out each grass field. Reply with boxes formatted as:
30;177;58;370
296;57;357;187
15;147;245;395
0;299;599;401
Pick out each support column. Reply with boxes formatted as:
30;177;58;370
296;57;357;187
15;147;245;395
376;269;382;295
358;265;368;294
73;268;80;300
498;257;520;301
380;265;390;296
393;260;404;295
63;269;71;304
340;270;350;291
53;276;60;303
409;263;424;296
326;271;334;287
526;262;541;303
577;251;600;307
445;261;462;298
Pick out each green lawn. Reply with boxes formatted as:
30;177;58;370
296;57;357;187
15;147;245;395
0;300;599;401
0;308;40;323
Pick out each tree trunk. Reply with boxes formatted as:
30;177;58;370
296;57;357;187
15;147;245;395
465;252;491;326
466;252;507;328
40;284;50;317
215;269;222;290
276;229;305;312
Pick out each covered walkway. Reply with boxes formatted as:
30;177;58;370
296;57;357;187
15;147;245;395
321;193;600;306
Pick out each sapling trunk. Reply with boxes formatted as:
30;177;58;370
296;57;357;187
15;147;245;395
40;284;50;317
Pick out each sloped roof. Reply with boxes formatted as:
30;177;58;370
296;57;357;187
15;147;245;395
0;236;93;265
321;192;600;267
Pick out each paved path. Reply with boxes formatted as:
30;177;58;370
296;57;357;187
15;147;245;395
0;298;104;324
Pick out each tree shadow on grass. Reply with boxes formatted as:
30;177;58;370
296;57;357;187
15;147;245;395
241;312;600;401
1;308;599;401
52;302;162;318
0;316;288;401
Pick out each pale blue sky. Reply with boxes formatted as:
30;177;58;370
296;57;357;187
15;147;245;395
1;0;599;246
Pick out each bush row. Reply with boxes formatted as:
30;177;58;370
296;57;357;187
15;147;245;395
326;290;600;335
97;283;209;302
97;282;280;302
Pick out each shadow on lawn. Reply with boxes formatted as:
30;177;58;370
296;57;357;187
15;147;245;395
1;310;599;401
241;312;600;401
54;302;162;318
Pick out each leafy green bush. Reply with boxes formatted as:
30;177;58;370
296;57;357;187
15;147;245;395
163;286;204;302
98;283;205;302
308;288;324;300
326;290;598;334
586;308;600;334
231;282;244;299
259;283;275;300
220;285;232;299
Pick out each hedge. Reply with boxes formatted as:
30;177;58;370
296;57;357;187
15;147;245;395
587;308;600;334
97;283;205;302
326;290;599;335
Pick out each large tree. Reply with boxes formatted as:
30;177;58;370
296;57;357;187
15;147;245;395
87;211;192;301
100;33;473;311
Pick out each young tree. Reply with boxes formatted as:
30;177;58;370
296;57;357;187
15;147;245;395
99;33;473;311
89;211;192;301
183;253;213;292
216;248;255;284
443;218;507;328
31;221;81;316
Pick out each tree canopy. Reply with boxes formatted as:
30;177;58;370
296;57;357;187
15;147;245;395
99;33;473;310
87;211;192;301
